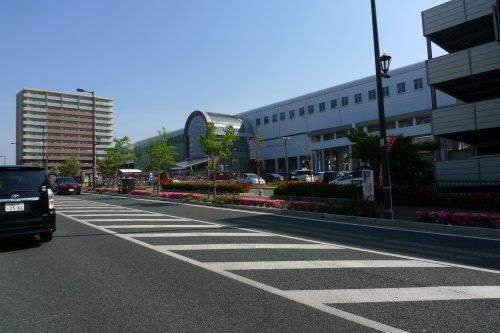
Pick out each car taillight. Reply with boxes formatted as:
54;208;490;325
48;189;55;209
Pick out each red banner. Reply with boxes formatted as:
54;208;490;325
379;136;398;186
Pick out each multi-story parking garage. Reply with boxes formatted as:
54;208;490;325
134;61;458;176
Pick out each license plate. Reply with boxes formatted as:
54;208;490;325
69;189;74;192
5;203;25;212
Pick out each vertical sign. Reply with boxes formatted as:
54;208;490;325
362;169;374;201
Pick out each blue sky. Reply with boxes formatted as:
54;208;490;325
0;0;446;164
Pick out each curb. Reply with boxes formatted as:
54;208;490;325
85;192;500;240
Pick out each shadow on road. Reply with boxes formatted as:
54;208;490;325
0;237;42;253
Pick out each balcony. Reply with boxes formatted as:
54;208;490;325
436;155;500;180
433;98;500;138
427;41;500;102
422;0;497;52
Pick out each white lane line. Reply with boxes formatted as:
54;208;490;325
127;232;272;238
57;209;138;213
101;225;223;229
284;286;500;304
71;196;500;275
206;260;447;270
69;213;162;217
155;244;344;251
81;218;193;222
58;211;405;333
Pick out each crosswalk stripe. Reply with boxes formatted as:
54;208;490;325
155;244;344;250
69;213;161;217
284;286;500;304
205;260;447;270
128;232;271;238
57;209;137;213
101;225;223;229
81;218;193;222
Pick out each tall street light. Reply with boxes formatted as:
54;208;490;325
282;137;291;180
370;0;393;219
77;88;96;190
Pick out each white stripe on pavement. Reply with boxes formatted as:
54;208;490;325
128;232;271;238
57;209;138;213
69;213;161;217
155;244;344;250
284;286;500;304
81;218;193;222
101;224;223;229
206;260;447;270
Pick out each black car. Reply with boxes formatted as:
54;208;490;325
0;166;56;242
262;173;284;183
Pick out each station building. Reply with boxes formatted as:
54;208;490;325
134;61;462;178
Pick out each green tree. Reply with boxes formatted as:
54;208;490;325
148;128;176;194
346;130;439;183
31;160;42;167
198;122;238;197
97;156;115;176
60;158;81;177
47;166;60;177
105;136;136;187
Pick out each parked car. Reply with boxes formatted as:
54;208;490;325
236;173;266;186
329;170;363;186
262;173;284;183
52;177;81;195
0;166;56;242
313;171;343;183
291;170;314;182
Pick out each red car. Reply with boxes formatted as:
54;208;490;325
53;177;81;195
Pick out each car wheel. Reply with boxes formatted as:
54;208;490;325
39;232;53;243
77;191;81;195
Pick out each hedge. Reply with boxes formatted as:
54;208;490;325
416;211;500;229
161;181;249;194
274;182;361;199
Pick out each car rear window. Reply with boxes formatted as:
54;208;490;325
0;170;47;195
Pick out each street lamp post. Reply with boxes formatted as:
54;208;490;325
370;0;393;219
77;88;96;190
282;137;291;180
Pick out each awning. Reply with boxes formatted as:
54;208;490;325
172;158;207;170
118;169;142;174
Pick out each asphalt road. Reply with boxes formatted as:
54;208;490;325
1;194;499;332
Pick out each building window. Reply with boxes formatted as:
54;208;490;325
308;105;314;114
323;133;334;141
416;115;431;125
330;99;337;109
311;135;321;142
354;93;362;104
264;116;269;124
256;118;261;126
289;109;295;119
414;78;423;90
299;107;305;116
386;121;396;130
397;82;406;94
398;118;413;128
336;130;348;139
368;89;376;101
280;112;286;121
272;114;278;122
383;86;390;97
341;96;349;106
319;102;326;112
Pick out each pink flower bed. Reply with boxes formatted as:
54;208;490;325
415;211;500;229
238;197;285;209
95;187;119;194
129;189;152;196
159;192;205;200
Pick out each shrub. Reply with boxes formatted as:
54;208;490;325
129;189;152;196
95;187;119;194
212;195;241;205
415;211;500;229
158;192;205;200
238;197;285;209
287;199;379;218
274;182;361;199
161;181;248;194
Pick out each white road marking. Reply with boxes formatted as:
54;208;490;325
57;209;137;213
69;213;162;217
206;260;447;270
101;224;223;229
83;218;193;222
127;232;272;238
155;244;344;251
58;209;406;333
284;286;500;304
